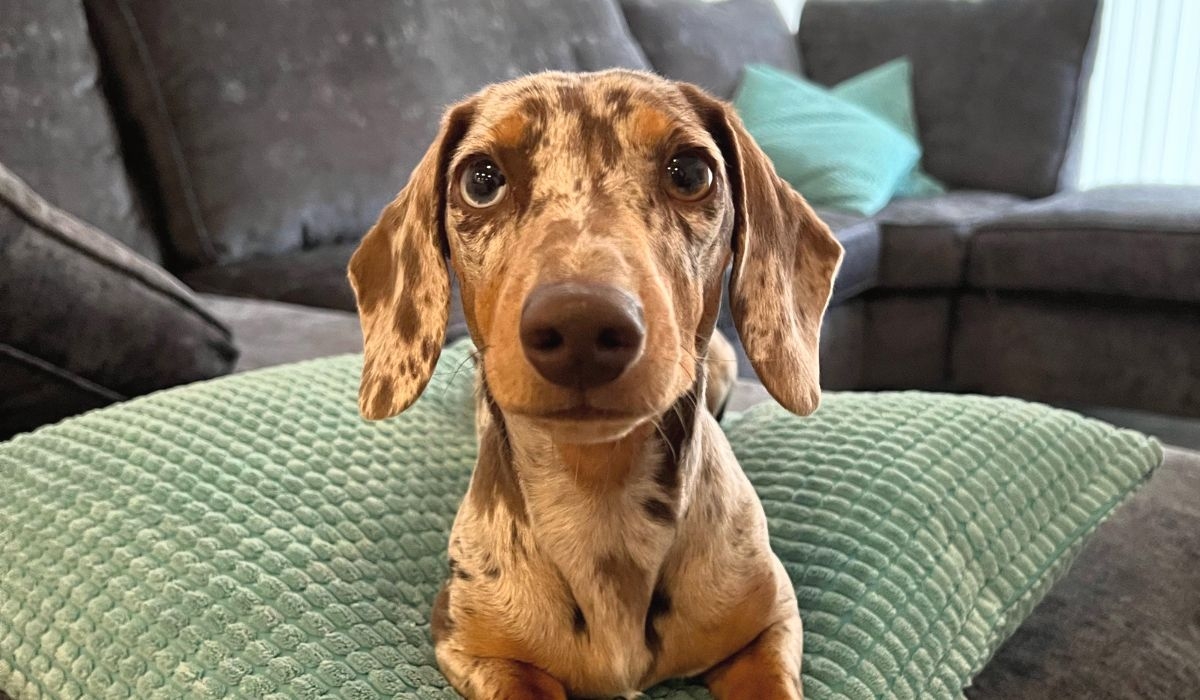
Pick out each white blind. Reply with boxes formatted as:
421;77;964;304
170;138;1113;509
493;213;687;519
1076;0;1200;187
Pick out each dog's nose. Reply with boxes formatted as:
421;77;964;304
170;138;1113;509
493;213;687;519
520;282;645;389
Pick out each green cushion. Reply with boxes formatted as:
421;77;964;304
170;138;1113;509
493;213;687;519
830;58;946;199
0;340;1161;699
733;63;921;216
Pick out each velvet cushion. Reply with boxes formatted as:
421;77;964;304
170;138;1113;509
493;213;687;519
830;59;946;199
0;341;1162;698
619;0;802;99
733;64;920;216
82;0;649;268
0;161;237;439
0;0;157;259
799;0;1099;198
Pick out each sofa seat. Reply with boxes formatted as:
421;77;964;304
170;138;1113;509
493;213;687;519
872;191;1026;289
968;186;1200;303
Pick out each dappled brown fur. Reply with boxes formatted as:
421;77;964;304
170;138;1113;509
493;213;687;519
348;70;841;699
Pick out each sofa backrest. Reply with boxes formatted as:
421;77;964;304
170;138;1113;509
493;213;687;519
799;0;1099;199
82;0;651;269
0;0;159;261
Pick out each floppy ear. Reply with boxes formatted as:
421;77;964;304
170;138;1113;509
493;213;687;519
679;85;843;416
348;102;474;420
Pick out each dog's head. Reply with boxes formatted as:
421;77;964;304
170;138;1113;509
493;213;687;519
349;70;843;442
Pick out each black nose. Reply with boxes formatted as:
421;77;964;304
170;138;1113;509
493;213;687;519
520;282;646;390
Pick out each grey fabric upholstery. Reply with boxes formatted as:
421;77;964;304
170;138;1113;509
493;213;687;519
798;0;1099;198
198;295;362;373
953;294;1200;417
182;246;471;343
83;0;649;267
182;246;360;311
0;0;157;259
0;162;236;439
969;186;1200;303
873;191;1025;289
968;446;1200;699
619;0;801;99
860;294;953;389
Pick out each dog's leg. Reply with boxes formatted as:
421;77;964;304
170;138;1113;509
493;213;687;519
436;646;567;700
703;614;804;700
704;330;738;419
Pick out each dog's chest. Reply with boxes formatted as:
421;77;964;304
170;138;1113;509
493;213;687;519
521;466;678;692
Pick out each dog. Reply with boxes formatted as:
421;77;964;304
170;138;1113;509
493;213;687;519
348;69;843;699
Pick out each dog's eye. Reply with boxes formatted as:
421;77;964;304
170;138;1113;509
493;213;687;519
663;150;713;202
460;157;508;208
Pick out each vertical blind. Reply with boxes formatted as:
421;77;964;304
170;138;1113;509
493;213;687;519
1076;0;1200;187
777;0;1199;188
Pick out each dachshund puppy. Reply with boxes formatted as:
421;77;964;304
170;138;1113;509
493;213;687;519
348;70;843;699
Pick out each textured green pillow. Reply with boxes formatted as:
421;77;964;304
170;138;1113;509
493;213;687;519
0;341;1160;699
831;58;946;199
733;63;921;216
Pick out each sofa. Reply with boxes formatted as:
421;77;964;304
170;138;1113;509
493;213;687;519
1;0;1198;696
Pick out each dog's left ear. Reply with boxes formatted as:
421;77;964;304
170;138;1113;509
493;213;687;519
679;84;843;416
348;101;475;420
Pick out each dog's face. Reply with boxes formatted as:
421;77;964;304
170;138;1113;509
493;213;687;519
350;71;843;443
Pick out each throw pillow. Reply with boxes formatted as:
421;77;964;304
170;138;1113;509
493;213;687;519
0;160;237;439
733;63;921;215
0;340;1161;698
831;58;946;198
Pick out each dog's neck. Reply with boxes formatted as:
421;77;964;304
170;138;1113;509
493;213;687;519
471;371;708;539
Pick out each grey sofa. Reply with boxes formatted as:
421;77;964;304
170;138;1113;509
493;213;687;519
2;0;1199;696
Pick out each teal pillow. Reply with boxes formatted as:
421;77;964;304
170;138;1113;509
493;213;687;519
0;341;1161;698
733;63;921;216
831;58;946;199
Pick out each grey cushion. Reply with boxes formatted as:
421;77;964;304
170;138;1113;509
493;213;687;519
0;0;157;259
798;0;1098;198
84;0;650;268
952;293;1200;417
198;295;362;373
0;162;237;439
968;186;1200;303
873;191;1025;289
182;245;360;311
620;0;802;99
183;246;471;343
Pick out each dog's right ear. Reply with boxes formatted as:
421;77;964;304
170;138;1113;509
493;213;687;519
349;101;475;420
679;84;843;417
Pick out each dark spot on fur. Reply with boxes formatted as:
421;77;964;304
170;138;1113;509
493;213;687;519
484;565;500;579
596;551;648;610
468;379;529;524
368;376;394;417
606;86;635;119
642;498;675;525
644;585;672;656
656;371;703;493
431;583;453;642
572;605;587;635
449;558;474;582
574;177;583;192
394;299;421;341
348;223;395;314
